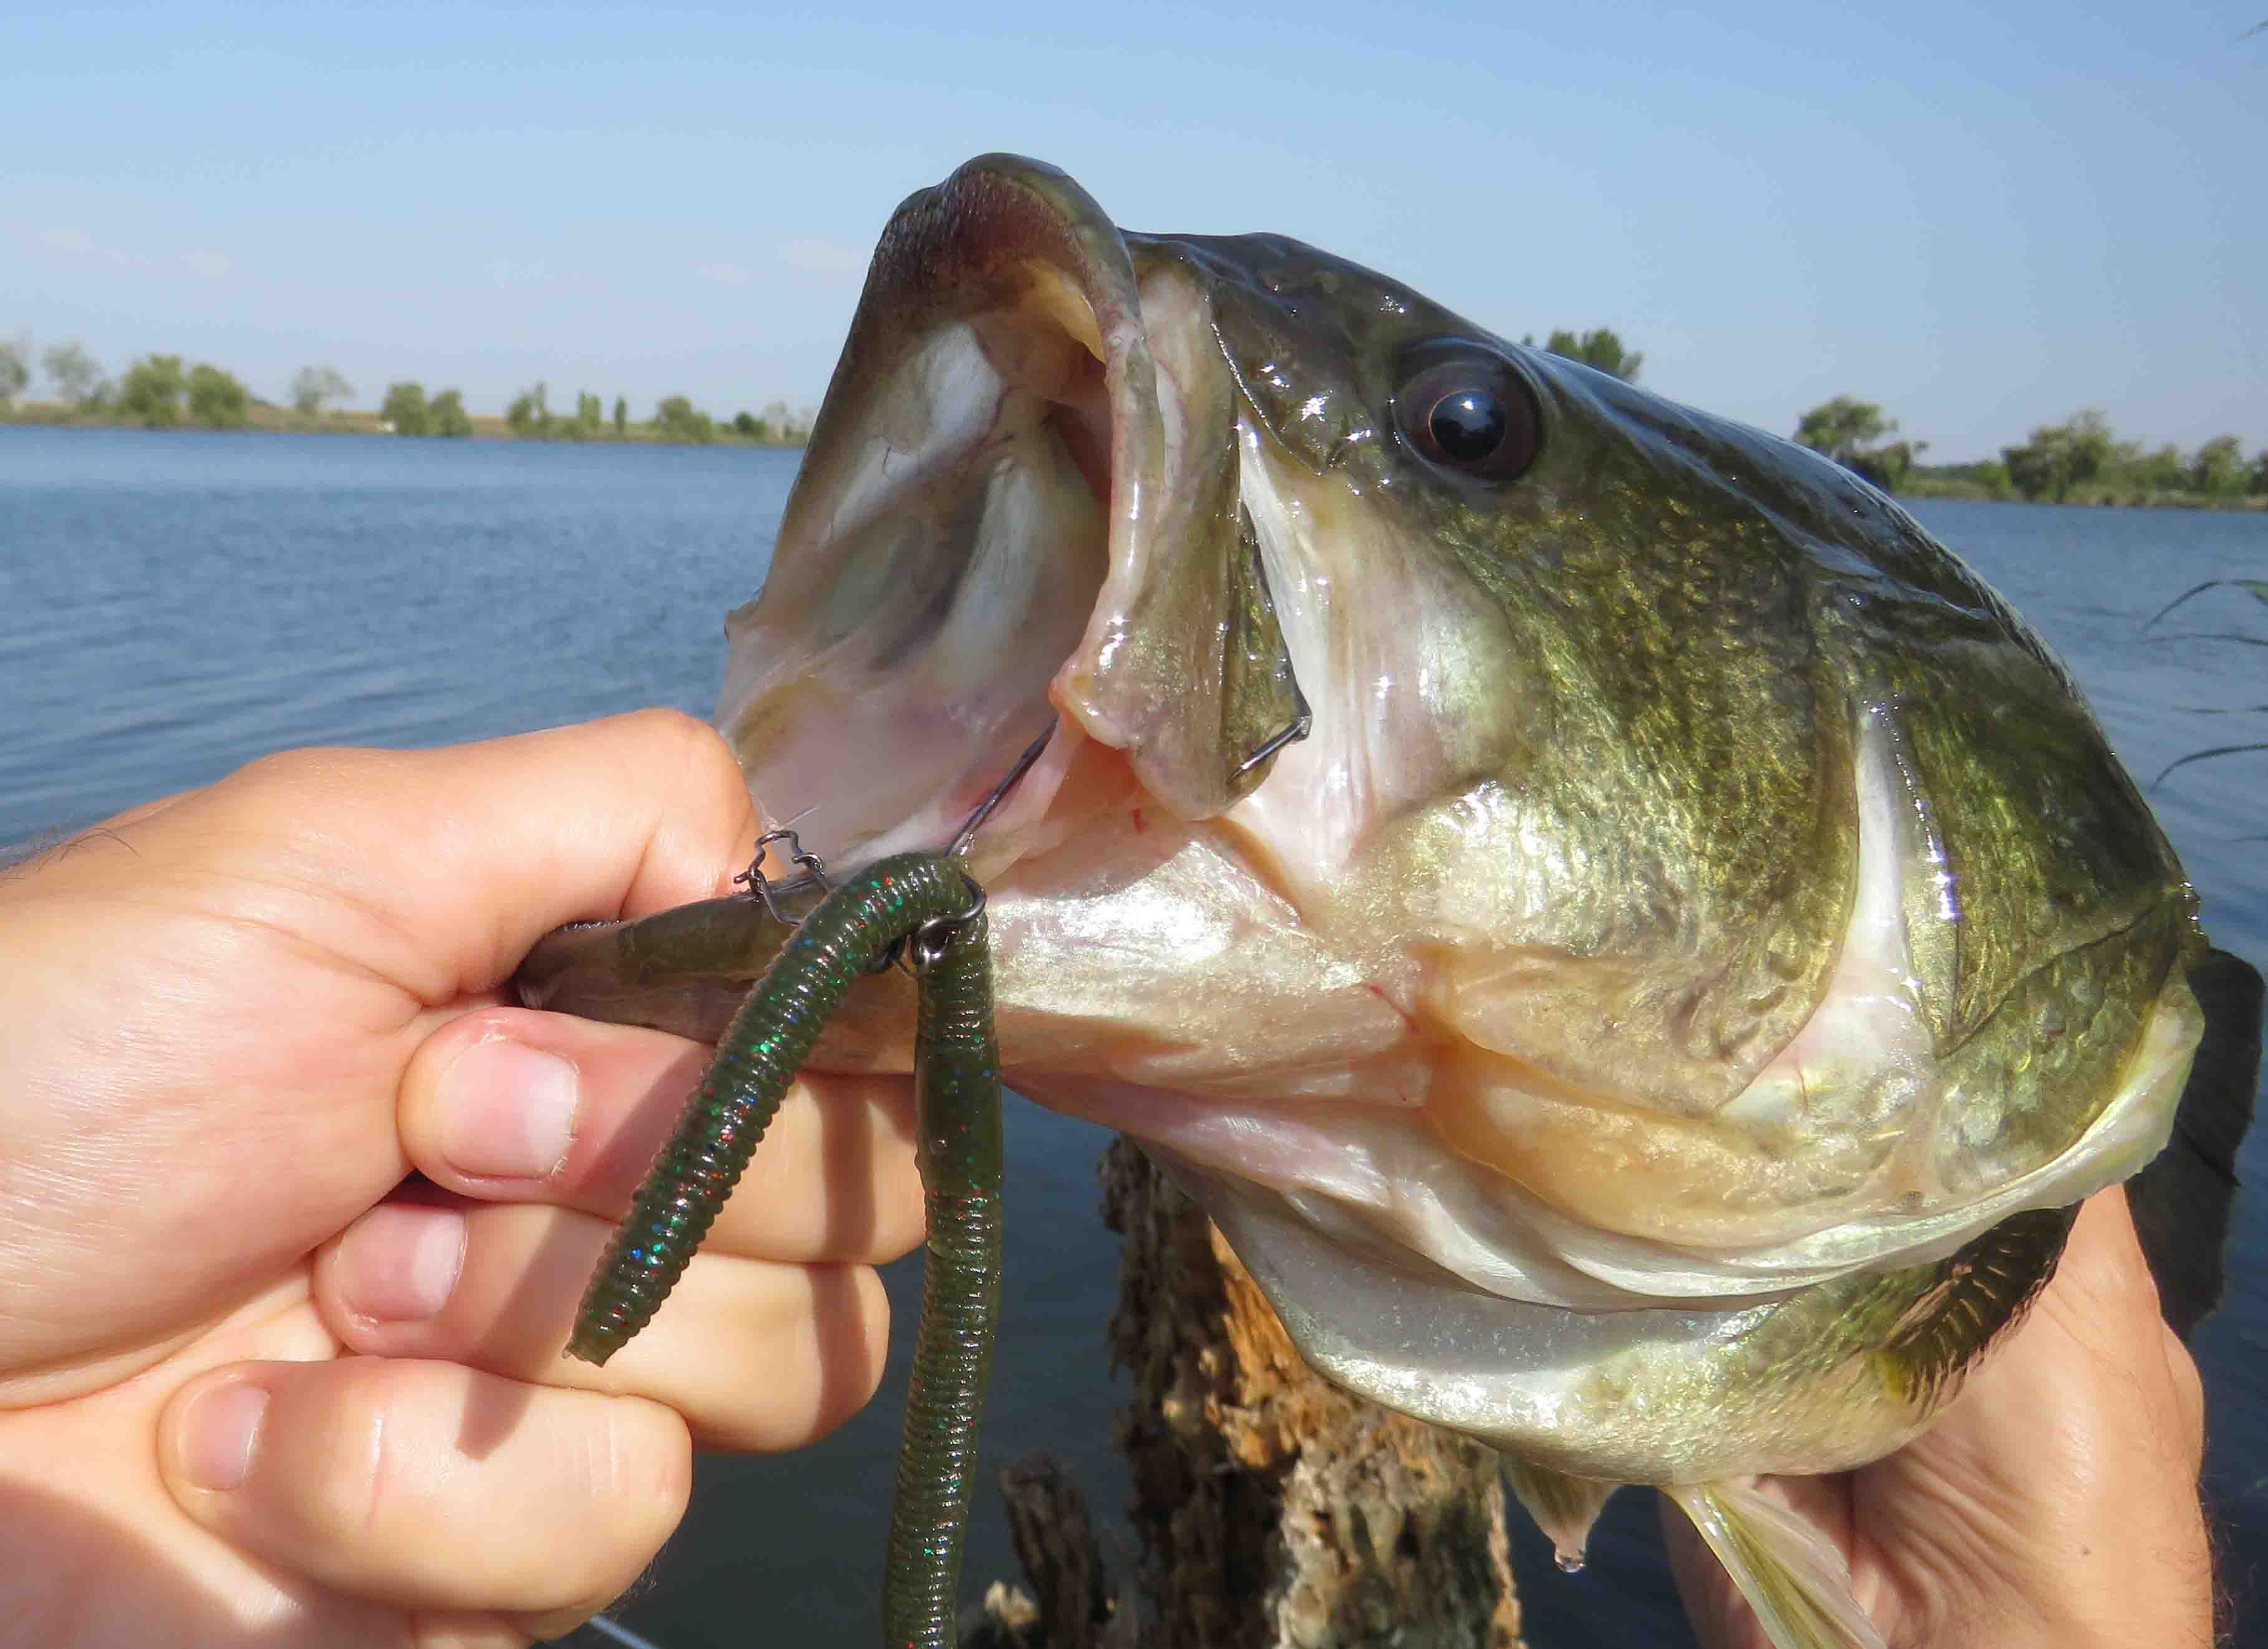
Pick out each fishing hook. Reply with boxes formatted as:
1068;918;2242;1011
1234;523;1314;778
1236;682;1313;778
876;727;1050;977
945;723;1056;859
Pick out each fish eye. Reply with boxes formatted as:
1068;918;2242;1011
1395;355;1540;481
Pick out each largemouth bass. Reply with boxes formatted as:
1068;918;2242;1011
517;155;2247;1649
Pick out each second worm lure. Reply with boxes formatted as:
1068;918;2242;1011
566;849;1001;1649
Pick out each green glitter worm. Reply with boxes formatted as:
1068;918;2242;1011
565;850;1001;1649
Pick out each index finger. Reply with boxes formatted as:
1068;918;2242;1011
86;708;762;1010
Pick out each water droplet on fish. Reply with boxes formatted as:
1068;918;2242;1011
1554;1549;1586;1574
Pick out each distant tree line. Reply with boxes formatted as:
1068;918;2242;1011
1791;395;2265;508
379;382;474;438
0;335;812;447
1505;336;2263;510
1987;411;2265;505
0;337;262;430
502;380;811;446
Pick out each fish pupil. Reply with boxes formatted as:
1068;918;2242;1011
1428;390;1506;462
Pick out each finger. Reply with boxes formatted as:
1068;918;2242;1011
159;1357;691;1638
401;1005;927;1265
100;708;762;1006
2030;1186;2207;1464
314;1200;894;1452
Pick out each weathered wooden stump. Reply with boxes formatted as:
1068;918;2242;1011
972;1139;1523;1648
1098;1137;1521;1648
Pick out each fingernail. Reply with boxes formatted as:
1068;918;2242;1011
181;1380;269;1492
435;1036;578;1179
336;1203;466;1322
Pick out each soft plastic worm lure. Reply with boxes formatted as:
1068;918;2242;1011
566;849;1001;1649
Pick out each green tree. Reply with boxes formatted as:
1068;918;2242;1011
506;382;551;437
1968;458;2012;500
2000;410;2114;503
1791;396;1927;490
573;391;604;437
381;381;430;436
2000;437;2061;502
2129;443;2188;493
0;335;29;407
115;354;189;428
42;341;107;408
2250;450;2268;498
613;395;627;436
732;410;761;438
186;363;251;428
2189;435;2246;498
1794;395;1894;460
1524;327;1643;382
653;394;715;443
290;366;354;417
2063;410;2115;490
428;389;472;438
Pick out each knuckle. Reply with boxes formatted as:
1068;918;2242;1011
568;1403;691;1606
811;1266;894;1438
646;706;752;810
294;1360;427;1547
229;743;369;803
629;707;735;785
614;1400;694;1526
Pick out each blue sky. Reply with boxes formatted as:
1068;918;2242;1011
7;1;2263;459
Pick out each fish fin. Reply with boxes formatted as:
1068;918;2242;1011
1498;1455;1620;1571
2128;946;2262;1337
1873;1204;2073;1408
1661;1479;1887;1649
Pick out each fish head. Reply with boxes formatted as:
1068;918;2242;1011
537;154;2208;1476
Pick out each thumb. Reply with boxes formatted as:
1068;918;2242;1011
160;1356;690;1635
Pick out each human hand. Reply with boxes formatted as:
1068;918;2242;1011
0;712;928;1647
1663;1185;2214;1649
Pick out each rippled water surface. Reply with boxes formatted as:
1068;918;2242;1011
4;427;2262;1646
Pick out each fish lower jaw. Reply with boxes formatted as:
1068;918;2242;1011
999;924;2196;1322
1156;1151;1941;1486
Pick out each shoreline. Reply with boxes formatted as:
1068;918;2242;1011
0;402;807;450
1899;476;2265;513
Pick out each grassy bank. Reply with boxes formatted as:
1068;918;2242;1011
1901;473;2267;511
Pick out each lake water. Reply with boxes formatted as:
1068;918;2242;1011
4;425;2262;1647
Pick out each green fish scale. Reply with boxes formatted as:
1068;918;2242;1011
568;854;979;1365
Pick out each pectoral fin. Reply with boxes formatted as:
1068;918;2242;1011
1662;1479;1886;1649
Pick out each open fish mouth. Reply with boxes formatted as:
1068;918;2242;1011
716;155;1311;879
